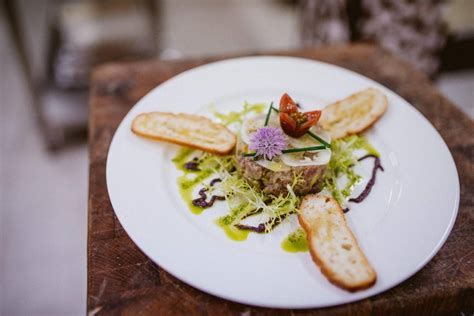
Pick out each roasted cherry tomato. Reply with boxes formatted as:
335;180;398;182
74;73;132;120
279;93;321;137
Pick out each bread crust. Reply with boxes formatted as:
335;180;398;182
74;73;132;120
131;112;236;155
298;194;376;292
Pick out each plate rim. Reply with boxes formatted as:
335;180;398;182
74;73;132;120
105;55;460;309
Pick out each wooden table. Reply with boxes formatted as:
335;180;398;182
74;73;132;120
88;44;473;315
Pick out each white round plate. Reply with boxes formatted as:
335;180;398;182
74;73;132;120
106;57;459;308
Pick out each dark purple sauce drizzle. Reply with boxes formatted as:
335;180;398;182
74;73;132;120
348;154;384;204
235;213;292;233
192;178;225;208
184;157;200;171
241;208;263;220
209;178;222;186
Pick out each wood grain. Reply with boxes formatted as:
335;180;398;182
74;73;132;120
88;44;474;315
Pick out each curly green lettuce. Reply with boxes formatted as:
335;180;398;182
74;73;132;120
322;135;379;205
174;102;380;235
197;151;300;232
211;101;266;127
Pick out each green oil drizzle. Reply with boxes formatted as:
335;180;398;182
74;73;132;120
172;148;195;171
216;218;250;241
359;137;380;157
281;228;308;253
214;201;259;241
172;148;213;215
177;171;213;214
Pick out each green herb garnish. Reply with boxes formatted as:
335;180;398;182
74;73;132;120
321;135;377;205
264;101;274;126
212;101;266;126
307;130;331;148
243;145;326;157
283;146;326;154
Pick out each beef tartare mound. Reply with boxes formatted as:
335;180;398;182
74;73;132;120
236;144;327;196
237;93;332;196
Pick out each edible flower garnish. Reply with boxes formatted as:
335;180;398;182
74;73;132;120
249;126;287;160
279;93;321;137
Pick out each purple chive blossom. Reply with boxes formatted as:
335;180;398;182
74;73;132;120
249;127;287;160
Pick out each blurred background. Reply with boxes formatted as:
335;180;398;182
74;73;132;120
0;0;473;315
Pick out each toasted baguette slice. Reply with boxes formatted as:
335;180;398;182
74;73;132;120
132;112;236;155
298;194;376;291
320;88;388;139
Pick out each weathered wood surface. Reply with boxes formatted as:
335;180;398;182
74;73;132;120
88;44;473;315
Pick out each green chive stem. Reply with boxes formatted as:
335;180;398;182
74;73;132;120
243;152;256;157
243;145;326;157
282;145;326;154
307;131;331;148
264;101;274;126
